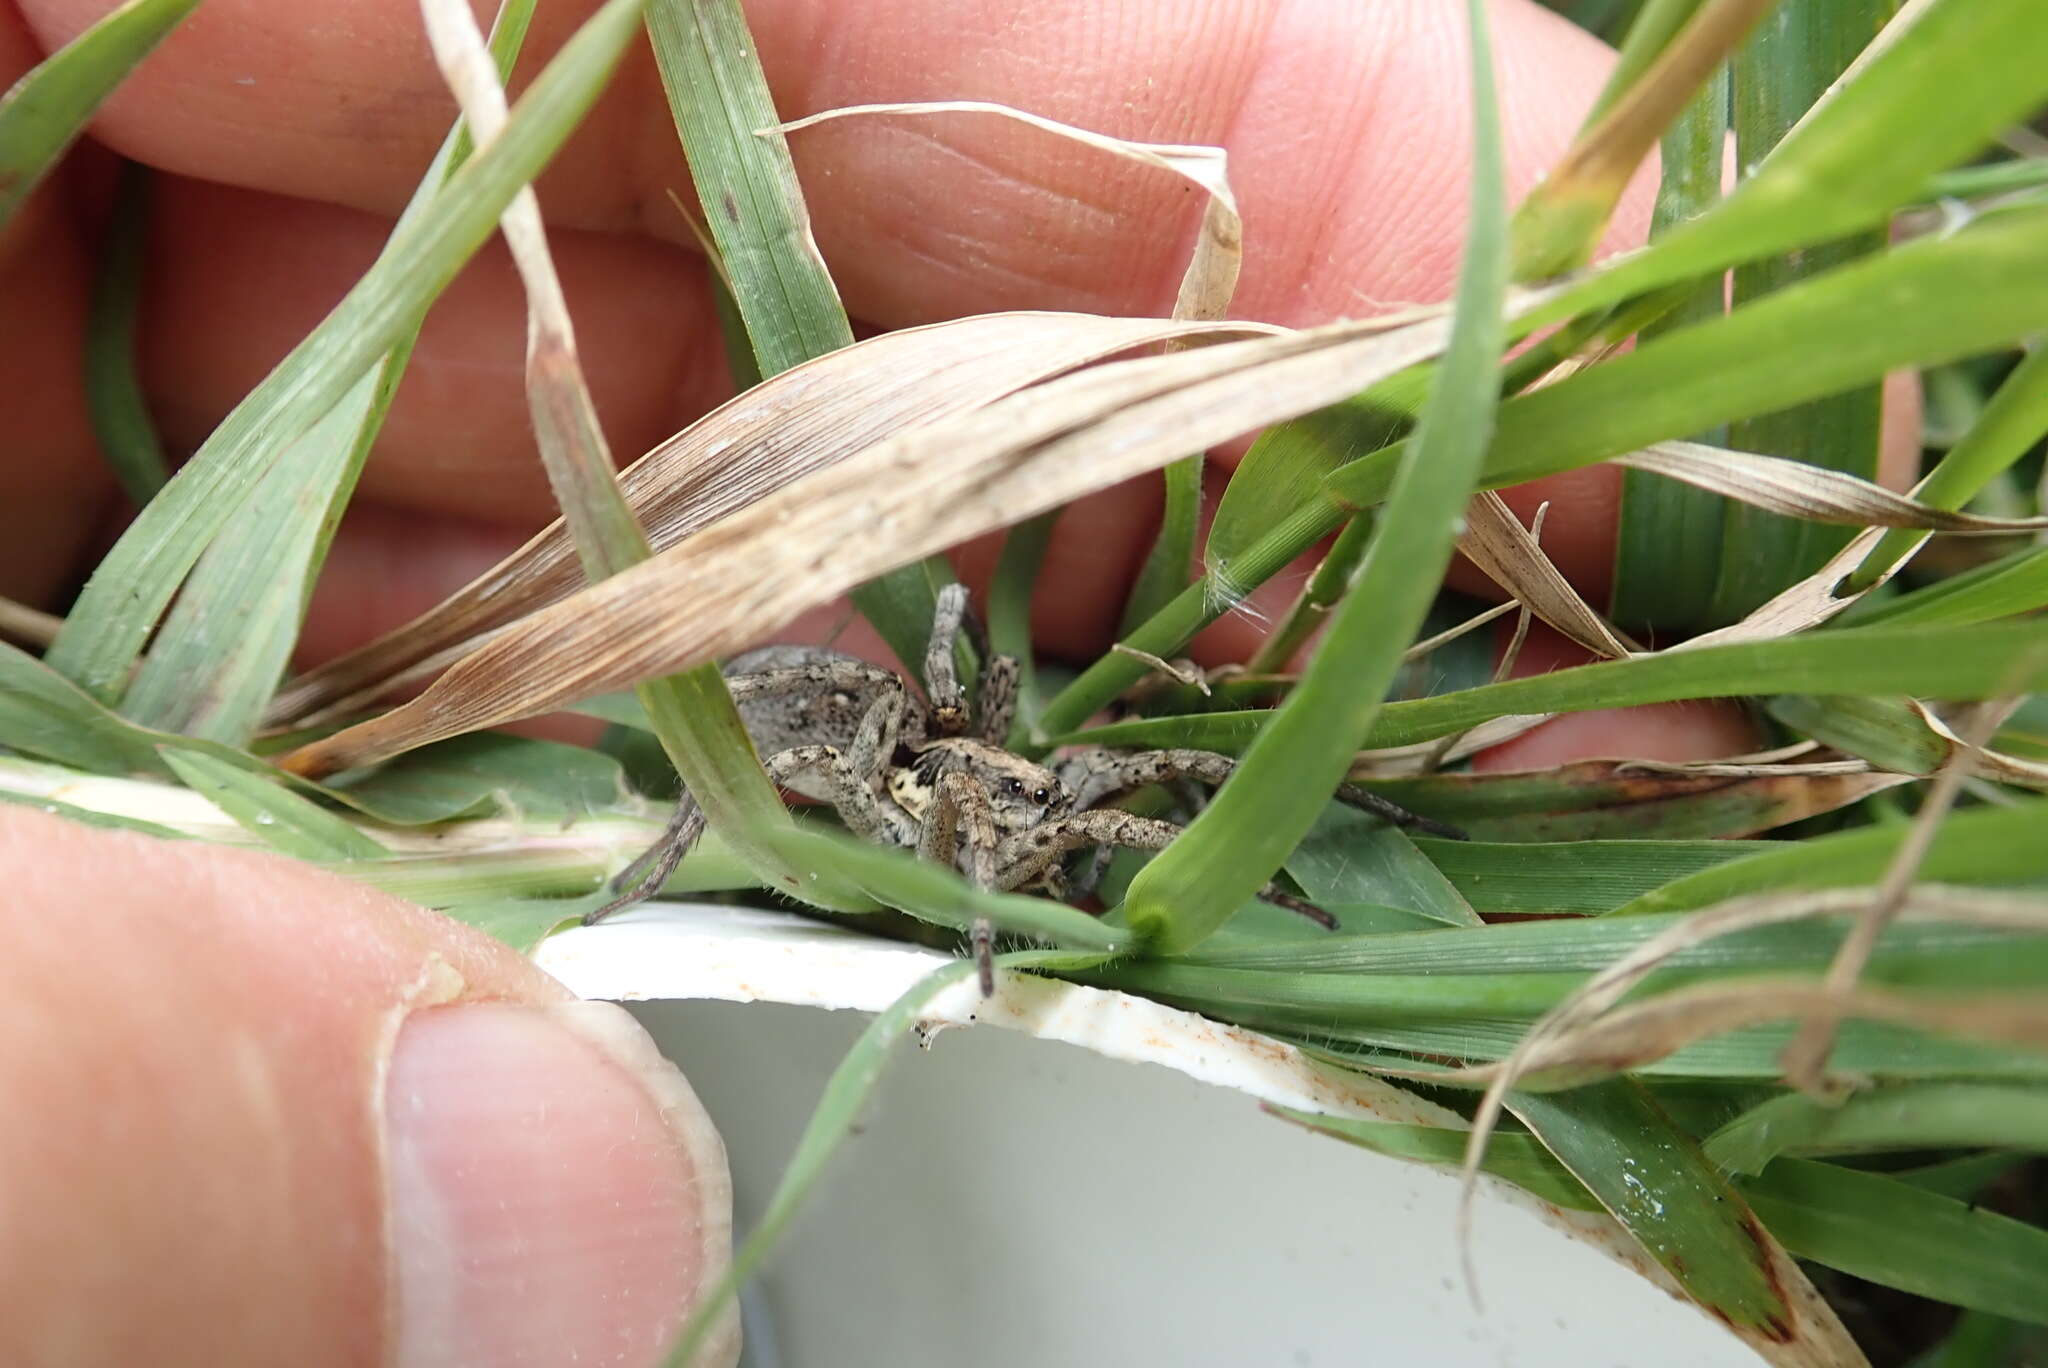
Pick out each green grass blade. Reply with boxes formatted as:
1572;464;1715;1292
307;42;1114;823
1417;838;1773;916
1844;544;2048;630
1303;1013;2048;1083
661;949;1110;1367
1287;803;1480;927
1706;2;1891;620
1705;1083;2048;1174
116;0;541;742
1854;546;2048;630
1519;0;2048;335
1609;60;1726;628
438;896;596;954
1119;453;1203;634
1766;693;1951;775
1119;0;1508;953
1584;0;1709;127
1614;799;2048;917
44;0;648;703
1510;1080;1803;1341
1850;342;2048;594
1175;907;2043;981
1266;1107;1602;1212
987;512;1057;745
0;639;166;775
1330;203;2048;511
156;747;387;862
1510;0;1766;279
1059;620;2048;755
83;161;167;505
0;0;201;229
1742;1158;2048;1326
1357;761;1891;843
0;787;186;841
641;0;952;673
1067;960;1579;1027
767;825;1128;954
120;378;380;738
1910;1309;2045;1368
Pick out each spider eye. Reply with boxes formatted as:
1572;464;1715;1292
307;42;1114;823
1032;787;1050;805
1005;777;1023;795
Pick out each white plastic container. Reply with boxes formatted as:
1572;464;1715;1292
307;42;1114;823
538;906;1766;1368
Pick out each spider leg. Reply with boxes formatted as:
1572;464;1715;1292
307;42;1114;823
995;811;1337;930
1058;745;1464;839
915;771;1001;995
763;682;919;848
975;651;1020;745
923;583;976;736
589;682;918;927
1334;782;1465;840
585;792;707;924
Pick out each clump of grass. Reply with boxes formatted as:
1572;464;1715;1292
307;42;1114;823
5;0;2048;1364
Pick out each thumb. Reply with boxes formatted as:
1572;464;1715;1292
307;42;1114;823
0;808;733;1368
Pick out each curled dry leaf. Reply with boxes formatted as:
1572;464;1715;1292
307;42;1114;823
1458;490;1637;659
1438;977;2048;1090
280;312;1457;777
1914;700;2048;790
1450;885;2048;1216
1618;440;2048;535
267;312;1276;726
772;102;1242;323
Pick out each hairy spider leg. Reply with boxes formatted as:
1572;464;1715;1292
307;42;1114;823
915;771;1003;995
1057;746;1466;841
584;792;707;924
588;671;921;923
923;583;976;736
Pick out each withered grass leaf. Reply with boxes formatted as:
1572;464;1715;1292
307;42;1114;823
269;312;1275;726
282;312;1454;777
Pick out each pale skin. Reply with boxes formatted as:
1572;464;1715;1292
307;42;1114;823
0;1;1919;1362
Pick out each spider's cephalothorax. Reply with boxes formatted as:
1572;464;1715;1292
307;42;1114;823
591;585;1462;992
888;739;1071;834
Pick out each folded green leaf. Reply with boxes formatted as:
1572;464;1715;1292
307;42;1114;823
158;747;387;862
1119;0;1510;953
1508;1080;1836;1354
45;0;648;703
1742;1158;2048;1327
1705;1083;2048;1174
0;0;202;228
1061;621;2048;755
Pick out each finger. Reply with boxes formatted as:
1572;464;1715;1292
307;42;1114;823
142;175;730;524
0;808;730;1368
0;6;110;605
20;0;1643;323
1468;620;1763;770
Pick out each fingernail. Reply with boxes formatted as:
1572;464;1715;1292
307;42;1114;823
385;1001;735;1368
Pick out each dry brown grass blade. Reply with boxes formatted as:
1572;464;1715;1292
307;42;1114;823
1913;700;2048;789
1779;698;2011;1091
1446;885;2048;1207
1458;491;1638;659
772;102;1241;323
267;312;1272;726
1440;976;2048;1089
0;595;62;648
1619;440;2048;534
281;313;1456;777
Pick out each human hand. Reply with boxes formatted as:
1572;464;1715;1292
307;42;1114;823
3;0;1813;761
0;4;1901;1363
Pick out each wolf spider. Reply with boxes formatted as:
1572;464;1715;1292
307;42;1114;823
590;585;1460;992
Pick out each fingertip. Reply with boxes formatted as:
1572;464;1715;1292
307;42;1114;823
1468;620;1762;770
388;1001;732;1368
